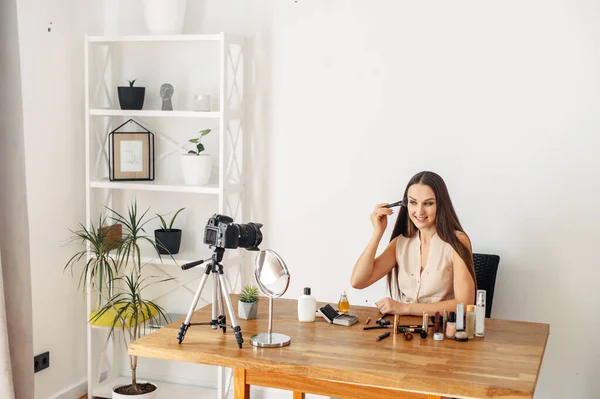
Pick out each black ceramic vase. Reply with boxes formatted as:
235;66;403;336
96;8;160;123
154;229;182;255
118;86;146;110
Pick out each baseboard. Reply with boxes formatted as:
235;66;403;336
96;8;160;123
121;370;218;389
51;378;87;399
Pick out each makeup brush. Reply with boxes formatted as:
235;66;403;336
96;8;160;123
383;198;407;209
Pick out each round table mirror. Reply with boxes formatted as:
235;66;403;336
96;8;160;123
250;250;291;348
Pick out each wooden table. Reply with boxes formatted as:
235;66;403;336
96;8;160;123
129;295;549;399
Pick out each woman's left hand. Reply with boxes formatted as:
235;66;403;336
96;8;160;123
375;297;408;315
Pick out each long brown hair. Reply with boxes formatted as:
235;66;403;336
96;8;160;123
386;171;476;298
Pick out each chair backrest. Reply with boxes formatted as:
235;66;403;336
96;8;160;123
472;253;500;318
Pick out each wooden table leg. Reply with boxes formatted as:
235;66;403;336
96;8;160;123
292;392;305;399
234;368;250;399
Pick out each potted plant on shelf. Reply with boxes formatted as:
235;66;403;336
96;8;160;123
118;79;145;110
65;200;170;399
238;284;259;320
154;207;185;255
181;128;212;186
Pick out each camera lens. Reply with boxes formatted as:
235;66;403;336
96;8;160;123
235;222;263;250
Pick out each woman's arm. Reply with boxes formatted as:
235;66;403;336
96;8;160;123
350;235;398;289
375;233;475;316
351;203;399;289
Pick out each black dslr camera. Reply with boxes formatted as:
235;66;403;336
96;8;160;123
203;214;263;251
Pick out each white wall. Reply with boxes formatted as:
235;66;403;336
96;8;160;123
264;1;600;398
18;0;600;398
16;0;93;397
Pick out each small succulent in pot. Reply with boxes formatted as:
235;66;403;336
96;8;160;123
118;79;146;110
238;285;259;320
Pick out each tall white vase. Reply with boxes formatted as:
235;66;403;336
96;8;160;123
181;154;212;186
142;0;187;35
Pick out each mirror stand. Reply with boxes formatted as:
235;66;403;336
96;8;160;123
250;249;291;348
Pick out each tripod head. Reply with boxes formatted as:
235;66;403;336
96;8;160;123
181;247;226;271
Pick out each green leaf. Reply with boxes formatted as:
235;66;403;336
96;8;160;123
168;208;185;230
199;129;211;136
196;143;205;153
128;79;136;87
189;138;199;144
156;214;168;230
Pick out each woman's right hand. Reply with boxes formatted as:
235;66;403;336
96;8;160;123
370;203;393;236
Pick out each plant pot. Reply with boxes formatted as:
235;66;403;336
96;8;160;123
142;0;187;35
112;381;158;398
118;87;145;110
154;229;182;255
238;300;258;320
181;154;212;185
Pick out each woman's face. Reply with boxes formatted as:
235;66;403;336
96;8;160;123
407;183;437;230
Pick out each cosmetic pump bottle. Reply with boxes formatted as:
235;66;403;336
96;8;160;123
445;311;456;339
298;287;316;322
475;290;486;337
466;305;476;339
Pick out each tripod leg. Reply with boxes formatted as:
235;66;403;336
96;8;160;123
217;273;243;348
216;275;227;333
211;272;218;329
177;265;211;344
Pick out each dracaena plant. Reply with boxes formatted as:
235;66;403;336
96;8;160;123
91;267;170;395
187;129;211;155
107;200;158;272
64;215;120;299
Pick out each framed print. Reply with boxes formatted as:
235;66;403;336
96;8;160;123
109;119;155;181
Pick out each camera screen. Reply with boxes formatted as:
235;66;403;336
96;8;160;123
205;228;217;244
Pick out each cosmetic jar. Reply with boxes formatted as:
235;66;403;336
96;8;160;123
433;332;444;341
455;330;468;342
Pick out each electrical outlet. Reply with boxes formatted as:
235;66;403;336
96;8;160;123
34;351;50;373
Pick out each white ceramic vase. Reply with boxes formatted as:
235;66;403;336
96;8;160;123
112;382;158;399
142;0;187;35
181;154;212;185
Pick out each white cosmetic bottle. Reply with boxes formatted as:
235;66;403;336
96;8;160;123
475;289;486;337
298;287;316;322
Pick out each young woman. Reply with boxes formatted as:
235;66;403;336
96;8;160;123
350;171;475;316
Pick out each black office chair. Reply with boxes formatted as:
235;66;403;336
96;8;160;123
473;253;500;318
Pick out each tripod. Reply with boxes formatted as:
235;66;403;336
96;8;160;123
177;247;244;348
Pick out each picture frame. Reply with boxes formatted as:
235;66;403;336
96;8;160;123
109;119;155;181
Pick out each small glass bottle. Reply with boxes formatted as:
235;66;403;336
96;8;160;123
475;290;486;337
445;311;456;339
338;290;350;313
466;305;476;339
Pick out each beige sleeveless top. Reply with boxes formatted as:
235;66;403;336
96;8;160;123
395;232;455;304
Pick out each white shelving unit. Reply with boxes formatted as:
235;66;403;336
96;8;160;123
84;33;245;398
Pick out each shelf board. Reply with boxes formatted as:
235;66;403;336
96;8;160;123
93;376;217;398
88;34;222;43
90;180;220;194
90;109;220;118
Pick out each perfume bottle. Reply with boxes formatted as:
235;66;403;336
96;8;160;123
338;290;350;313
